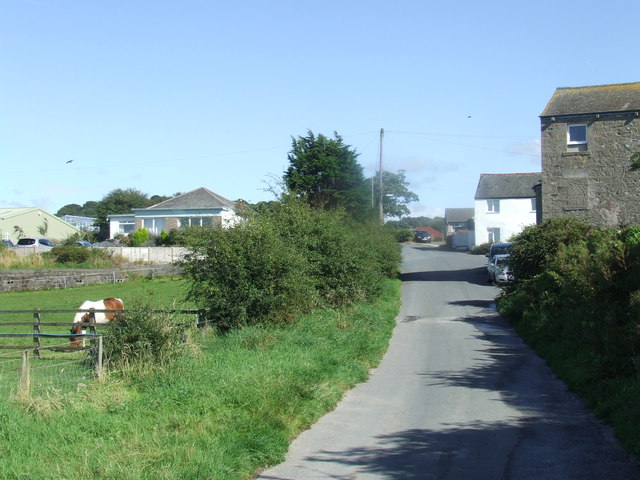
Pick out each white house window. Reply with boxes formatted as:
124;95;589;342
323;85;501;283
487;228;501;243
119;222;135;234
487;199;500;213
567;124;587;151
531;198;537;212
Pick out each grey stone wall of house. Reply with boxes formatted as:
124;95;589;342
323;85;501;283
541;113;640;227
0;265;181;292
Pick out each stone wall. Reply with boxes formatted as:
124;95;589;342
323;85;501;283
0;265;180;293
541;113;640;227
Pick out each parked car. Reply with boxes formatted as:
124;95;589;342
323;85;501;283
486;242;512;262
1;239;14;247
413;230;432;243
487;253;513;283
15;238;55;247
75;240;93;247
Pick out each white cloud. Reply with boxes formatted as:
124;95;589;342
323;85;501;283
506;139;541;162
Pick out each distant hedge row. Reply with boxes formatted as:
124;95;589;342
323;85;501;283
178;198;401;331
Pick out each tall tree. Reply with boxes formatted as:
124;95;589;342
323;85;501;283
94;188;152;240
371;169;419;219
56;201;99;217
284;131;370;217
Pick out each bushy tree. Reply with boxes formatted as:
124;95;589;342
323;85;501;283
284;131;370;218
93;189;152;240
178;197;400;332
370;169;419;219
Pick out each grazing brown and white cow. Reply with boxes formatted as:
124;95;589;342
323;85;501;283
70;297;124;347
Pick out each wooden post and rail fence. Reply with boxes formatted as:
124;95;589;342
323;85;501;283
0;307;205;397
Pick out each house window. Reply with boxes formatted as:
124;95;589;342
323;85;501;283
487;199;500;213
488;228;501;243
531;198;537;212
119;222;135;235
567;124;587;152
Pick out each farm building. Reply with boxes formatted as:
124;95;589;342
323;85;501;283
0;208;81;244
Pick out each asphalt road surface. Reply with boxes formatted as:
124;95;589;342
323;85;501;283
256;244;640;479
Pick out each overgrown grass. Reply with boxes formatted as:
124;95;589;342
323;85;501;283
0;278;400;479
0;245;126;270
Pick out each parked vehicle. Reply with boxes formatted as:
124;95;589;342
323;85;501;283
15;238;55;247
486;242;512;262
413;230;432;243
1;239;14;247
75;240;93;247
487;253;513;283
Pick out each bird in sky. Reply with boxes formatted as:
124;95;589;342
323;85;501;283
66;159;74;164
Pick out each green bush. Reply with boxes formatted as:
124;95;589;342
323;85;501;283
103;298;186;366
387;228;414;243
179;197;401;331
48;245;92;264
499;218;640;455
180;220;318;330
470;242;491;255
130;227;150;247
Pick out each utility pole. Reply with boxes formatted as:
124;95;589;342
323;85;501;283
378;128;384;224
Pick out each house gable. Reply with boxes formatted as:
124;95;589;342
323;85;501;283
540;82;640;227
474;173;540;246
474;173;541;200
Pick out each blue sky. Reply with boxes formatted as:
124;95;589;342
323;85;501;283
2;0;639;218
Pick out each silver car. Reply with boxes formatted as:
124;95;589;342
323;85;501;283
487;254;513;283
15;238;55;247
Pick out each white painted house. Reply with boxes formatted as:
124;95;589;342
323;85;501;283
109;187;239;238
474;173;540;245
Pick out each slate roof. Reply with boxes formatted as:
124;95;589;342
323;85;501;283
144;187;235;210
475;173;541;200
540;82;640;117
444;208;474;223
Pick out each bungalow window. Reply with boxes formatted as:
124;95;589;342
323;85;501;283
567;124;587;152
487;199;500;213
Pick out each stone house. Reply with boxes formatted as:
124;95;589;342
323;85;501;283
109;187;238;238
474;173;540;245
540;82;640;227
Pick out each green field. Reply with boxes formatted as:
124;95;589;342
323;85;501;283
0;276;401;479
0;276;192;348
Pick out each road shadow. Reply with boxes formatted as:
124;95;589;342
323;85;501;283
400;267;488;286
279;420;640;480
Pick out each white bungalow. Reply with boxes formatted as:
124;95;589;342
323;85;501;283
109;187;239;238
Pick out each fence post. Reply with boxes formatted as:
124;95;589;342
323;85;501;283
33;310;41;358
96;336;103;380
88;310;97;348
20;350;30;397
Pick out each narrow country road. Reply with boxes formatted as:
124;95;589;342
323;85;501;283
257;244;640;479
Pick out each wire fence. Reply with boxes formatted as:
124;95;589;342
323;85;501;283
0;340;101;399
0;308;206;401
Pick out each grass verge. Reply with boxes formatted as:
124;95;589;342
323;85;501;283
0;278;400;479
